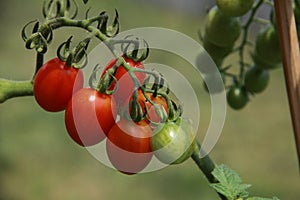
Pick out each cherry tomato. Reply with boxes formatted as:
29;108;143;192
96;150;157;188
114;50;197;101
174;118;196;164
252;51;280;70
227;85;249;110
102;56;146;103
65;88;117;147
216;0;254;17
205;6;241;47
34;58;84;112
254;25;281;69
244;66;269;93
106;119;153;174
150;118;196;165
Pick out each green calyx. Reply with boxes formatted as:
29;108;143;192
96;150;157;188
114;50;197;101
57;36;90;69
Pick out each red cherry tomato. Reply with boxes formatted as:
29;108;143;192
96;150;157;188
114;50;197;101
65;88;117;147
106;119;153;174
34;58;84;112
102;56;146;103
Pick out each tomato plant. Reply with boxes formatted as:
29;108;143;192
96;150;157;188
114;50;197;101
0;0;296;199
106;119;153;174
33;58;84;112
65;88;117;146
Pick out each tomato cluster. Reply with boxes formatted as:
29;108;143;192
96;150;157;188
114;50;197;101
33;55;196;174
201;0;283;110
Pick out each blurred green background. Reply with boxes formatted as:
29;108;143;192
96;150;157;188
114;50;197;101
0;0;299;199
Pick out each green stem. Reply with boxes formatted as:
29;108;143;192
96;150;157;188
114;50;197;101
43;17;109;42
191;142;227;200
34;52;44;76
0;79;33;103
238;0;265;82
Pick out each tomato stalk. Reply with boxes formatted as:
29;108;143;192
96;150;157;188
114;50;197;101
0;79;33;103
236;0;264;82
191;142;227;200
34;52;44;77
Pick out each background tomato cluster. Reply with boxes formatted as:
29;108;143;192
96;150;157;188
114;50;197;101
0;0;299;199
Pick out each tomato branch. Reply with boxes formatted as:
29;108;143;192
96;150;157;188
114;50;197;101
191;142;227;200
237;0;264;82
0;79;33;103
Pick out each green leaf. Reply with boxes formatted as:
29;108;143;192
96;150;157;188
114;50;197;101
83;0;88;4
247;197;280;200
210;164;251;200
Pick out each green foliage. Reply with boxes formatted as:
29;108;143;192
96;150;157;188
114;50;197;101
210;164;251;199
210;165;280;200
247;197;279;200
83;0;88;4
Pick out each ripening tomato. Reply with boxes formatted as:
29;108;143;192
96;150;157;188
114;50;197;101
65;88;117;147
150;118;196;165
216;0;254;17
34;58;84;112
205;6;241;47
106;119;153;174
102;56;146;103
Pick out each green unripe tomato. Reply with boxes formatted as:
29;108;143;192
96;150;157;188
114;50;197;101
216;0;254;17
151;118;196;165
227;85;249;110
174;118;197;164
203;34;233;65
244;66;270;93
205;6;241;47
252;51;281;70
255;25;281;66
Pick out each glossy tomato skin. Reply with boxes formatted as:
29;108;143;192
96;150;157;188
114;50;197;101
106;120;153;174
102;56;146;103
227;86;249;110
151;118;196;165
34;58;84;112
65;88;117;147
